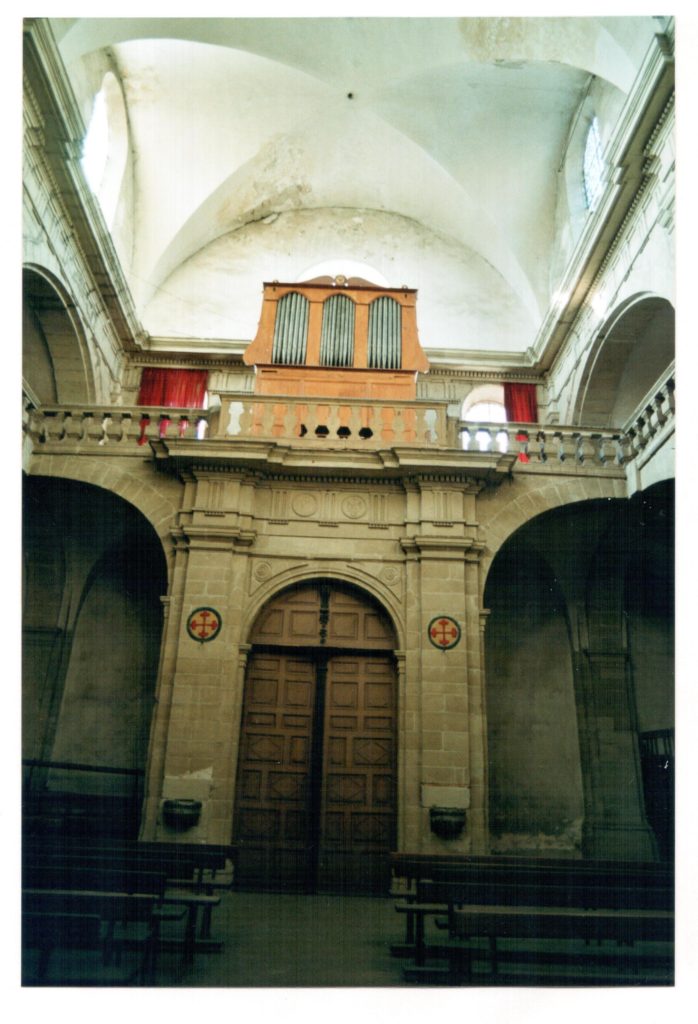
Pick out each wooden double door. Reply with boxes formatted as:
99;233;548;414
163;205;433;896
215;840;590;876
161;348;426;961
233;583;397;893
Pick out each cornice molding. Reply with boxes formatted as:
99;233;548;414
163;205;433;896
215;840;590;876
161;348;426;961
150;438;513;487
23;19;144;354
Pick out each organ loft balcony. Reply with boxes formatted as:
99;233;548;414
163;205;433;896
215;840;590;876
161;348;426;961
23;278;674;488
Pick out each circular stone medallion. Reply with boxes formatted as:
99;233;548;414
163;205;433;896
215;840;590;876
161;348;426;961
186;607;222;643
428;615;461;650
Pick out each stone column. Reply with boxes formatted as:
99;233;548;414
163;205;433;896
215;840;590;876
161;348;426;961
140;466;262;842
400;535;423;850
394;650;409;848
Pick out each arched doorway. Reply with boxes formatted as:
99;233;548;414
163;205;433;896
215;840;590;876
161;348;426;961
233;580;398;894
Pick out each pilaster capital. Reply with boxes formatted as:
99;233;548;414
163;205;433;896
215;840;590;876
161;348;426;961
171;525;257;552
400;535;485;561
237;643;253;670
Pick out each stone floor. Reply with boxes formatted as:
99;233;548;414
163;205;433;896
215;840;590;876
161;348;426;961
158;892;406;987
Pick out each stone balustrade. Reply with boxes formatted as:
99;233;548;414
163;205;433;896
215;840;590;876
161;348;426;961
25;404;210;447
24;388;673;475
457;421;630;467
621;365;675;460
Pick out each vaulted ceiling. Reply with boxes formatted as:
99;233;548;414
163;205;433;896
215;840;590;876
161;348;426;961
50;16;664;360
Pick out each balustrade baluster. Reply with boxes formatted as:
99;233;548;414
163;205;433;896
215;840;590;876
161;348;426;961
591;433;607;464
393;406;406;444
480;427;493;452
337;405;352;440
644;403;659;438
237;401;253;437
653;390;668;427
665;378;675;416
57;411;72;441
379;405;395;443
515;428;530;461
572;432;584;463
423;408;438;444
78;413;93;442
613;435;627;465
635;416;650;450
304;403;319;438
552;431;566;461
535;430;547;462
348;405;363;439
402;407;417;444
249;401;265;436
325;404;341;439
98;414;112;445
225;401;245;436
271;403;286;438
495;427;510;454
38;412;52;443
293;403;308;438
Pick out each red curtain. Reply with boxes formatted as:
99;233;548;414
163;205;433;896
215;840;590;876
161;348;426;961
503;382;538;423
137;368;208;408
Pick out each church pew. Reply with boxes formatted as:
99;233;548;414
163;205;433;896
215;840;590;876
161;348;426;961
389;856;673;982
22;890;163;985
24;837;235;886
389;852;673;946
23;857;221;967
24;838;234;940
23;838;235;894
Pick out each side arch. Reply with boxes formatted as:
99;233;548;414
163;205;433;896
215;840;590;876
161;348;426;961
23;475;169;839
25;456;181;581
479;476;624;600
572;293;675;427
23;265;97;404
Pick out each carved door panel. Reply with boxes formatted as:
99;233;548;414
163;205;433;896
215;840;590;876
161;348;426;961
233;653;316;889
319;655;396;892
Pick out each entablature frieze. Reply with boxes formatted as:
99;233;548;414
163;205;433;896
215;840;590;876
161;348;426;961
151;439;514;487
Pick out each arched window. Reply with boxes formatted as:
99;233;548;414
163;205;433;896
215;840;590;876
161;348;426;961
81;72;129;228
272;292;309;364
320;294;355;367
461;387;508;452
583;117;604;213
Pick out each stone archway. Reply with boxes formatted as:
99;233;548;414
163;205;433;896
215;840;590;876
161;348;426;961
23;476;168;839
574;295;674;428
232;579;398;893
23;267;95;404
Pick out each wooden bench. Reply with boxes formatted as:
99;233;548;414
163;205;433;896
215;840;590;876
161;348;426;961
22;889;164;985
24;838;234;940
23;858;220;970
389;854;674;984
25;838;235;889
